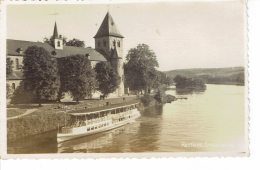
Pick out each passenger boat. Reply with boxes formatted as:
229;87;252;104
57;102;140;143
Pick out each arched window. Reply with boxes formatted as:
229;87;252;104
57;41;61;47
12;83;15;90
117;41;120;47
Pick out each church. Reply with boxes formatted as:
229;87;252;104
6;12;125;98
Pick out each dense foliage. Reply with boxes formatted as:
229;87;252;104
165;67;244;86
6;58;13;76
44;36;85;47
124;44;159;93
124;44;173;94
95;62;120;97
58;55;96;102
43;36;67;47
174;75;206;90
20;46;60;105
66;38;85;47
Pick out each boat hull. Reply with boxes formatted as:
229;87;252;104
57;110;140;143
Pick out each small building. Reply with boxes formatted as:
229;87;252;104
6;12;125;98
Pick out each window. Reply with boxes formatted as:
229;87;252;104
103;40;106;47
113;40;116;47
85;53;90;60
57;41;61;47
15;58;19;70
12;83;15;90
117;41;120;47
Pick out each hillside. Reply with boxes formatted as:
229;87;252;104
165;67;245;85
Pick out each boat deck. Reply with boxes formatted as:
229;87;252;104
67;99;140;115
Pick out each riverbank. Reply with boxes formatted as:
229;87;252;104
7;96;139;141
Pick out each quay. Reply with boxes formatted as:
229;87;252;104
7;95;139;142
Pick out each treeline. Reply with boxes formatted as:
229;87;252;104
165;67;245;86
8;43;173;105
10;46;120;105
173;75;206;90
202;73;244;85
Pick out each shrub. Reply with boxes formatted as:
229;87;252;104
140;94;154;106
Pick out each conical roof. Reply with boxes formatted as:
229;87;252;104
53;22;59;38
94;12;124;38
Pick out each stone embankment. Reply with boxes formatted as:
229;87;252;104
7;96;138;141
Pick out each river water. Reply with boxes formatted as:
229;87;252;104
8;84;247;154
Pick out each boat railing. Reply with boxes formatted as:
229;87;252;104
60;106;139;133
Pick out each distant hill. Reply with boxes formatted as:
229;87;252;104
165;67;245;85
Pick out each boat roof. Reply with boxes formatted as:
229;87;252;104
69;101;139;116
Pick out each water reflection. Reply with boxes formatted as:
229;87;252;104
58;106;164;153
175;88;206;95
8;130;58;154
58;122;140;153
129;105;163;152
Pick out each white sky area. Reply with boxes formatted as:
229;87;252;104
7;1;246;71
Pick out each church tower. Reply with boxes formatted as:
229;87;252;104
52;22;63;50
94;12;124;96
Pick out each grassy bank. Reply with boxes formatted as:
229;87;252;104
7;96;138;141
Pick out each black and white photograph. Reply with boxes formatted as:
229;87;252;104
2;0;248;156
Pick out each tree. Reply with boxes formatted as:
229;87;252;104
173;75;190;88
66;38;85;47
124;44;159;93
174;75;206;90
43;37;85;47
95;62;120;97
23;46;60;106
58;55;96;102
6;84;12;98
43;36;67;46
6;58;13;76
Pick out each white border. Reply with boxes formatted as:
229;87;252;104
0;0;250;160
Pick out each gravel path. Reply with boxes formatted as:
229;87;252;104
7;109;38;120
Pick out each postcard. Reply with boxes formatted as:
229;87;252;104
0;0;249;158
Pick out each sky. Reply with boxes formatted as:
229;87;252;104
6;1;246;71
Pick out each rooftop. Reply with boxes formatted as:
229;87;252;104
7;39;107;62
94;12;124;38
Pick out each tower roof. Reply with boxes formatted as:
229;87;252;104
94;12;124;38
53;22;59;39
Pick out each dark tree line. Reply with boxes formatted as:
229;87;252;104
174;75;206;90
95;62;120;97
57;55;96;102
11;46;119;105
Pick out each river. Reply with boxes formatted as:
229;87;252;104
8;84;247;154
